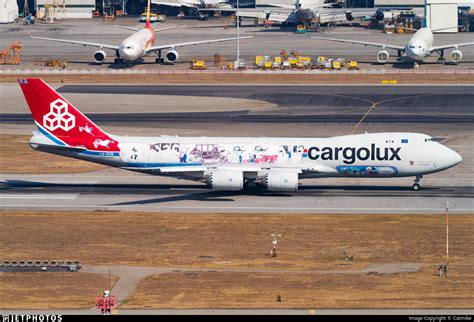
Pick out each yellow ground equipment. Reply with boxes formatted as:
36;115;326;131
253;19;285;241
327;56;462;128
347;60;359;70
0;41;22;65
273;56;282;69
331;60;342;70
45;59;67;68
255;55;264;67
296;24;307;34
264;60;273;69
298;56;311;68
384;24;395;34
288;57;298;67
191;59;206;70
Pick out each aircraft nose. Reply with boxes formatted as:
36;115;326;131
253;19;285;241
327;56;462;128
450;149;463;166
443;147;462;168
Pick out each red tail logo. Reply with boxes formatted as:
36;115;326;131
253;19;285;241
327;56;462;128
18;78;119;152
43;98;76;132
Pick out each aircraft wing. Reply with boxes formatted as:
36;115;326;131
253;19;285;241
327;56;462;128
148;36;252;52
115;25;141;32
122;165;209;172
154;25;187;32
152;1;183;7
116;25;186;33
200;7;292;21
309;36;405;51
30;36;119;50
430;42;474;52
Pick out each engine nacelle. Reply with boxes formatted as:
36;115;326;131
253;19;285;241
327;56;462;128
375;9;385;21
208;170;243;191
449;50;462;64
345;11;354;21
165;50;179;63
377;50;390;64
94;50;106;64
262;171;299;192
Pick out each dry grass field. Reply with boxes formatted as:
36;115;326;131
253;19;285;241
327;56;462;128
0;135;105;174
1;73;472;84
1;211;473;270
1;211;473;309
0;272;118;309
123;265;474;309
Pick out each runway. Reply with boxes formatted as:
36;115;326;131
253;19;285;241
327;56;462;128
1;172;472;213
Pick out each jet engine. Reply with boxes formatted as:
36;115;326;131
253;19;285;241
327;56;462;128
262;171;299;192
165;50;179;63
93;50;107;64
345;11;354;21
208;170;243;191
449;50;462;64
375;9;385;21
295;8;316;24
377;50;390;64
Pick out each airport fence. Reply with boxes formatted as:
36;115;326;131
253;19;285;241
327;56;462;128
1;68;473;75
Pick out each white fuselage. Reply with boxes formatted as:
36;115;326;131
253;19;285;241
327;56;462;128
118;28;155;62
33;132;462;182
405;28;434;62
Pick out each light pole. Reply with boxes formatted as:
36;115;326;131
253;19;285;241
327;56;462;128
236;0;240;68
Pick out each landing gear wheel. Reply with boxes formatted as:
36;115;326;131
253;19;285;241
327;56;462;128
438;58;446;64
114;58;118;63
155;58;165;64
412;183;421;191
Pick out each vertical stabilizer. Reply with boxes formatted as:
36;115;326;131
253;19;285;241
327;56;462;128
18;78;119;152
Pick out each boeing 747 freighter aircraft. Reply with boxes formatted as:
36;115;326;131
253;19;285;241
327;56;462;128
30;0;251;66
19;78;462;192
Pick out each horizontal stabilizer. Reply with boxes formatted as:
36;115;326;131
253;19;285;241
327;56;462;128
29;141;87;152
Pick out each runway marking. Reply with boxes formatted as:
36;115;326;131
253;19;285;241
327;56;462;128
0;194;78;199
0;180;99;184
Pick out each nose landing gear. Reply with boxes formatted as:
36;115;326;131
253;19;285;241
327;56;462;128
412;175;423;191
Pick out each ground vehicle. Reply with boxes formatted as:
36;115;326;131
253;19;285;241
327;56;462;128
139;10;164;23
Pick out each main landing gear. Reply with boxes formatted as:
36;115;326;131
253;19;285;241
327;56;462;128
412;175;423;191
155;50;164;64
437;49;446;64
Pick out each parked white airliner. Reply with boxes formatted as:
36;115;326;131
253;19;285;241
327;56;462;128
30;0;251;66
310;26;474;67
19;78;462;192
